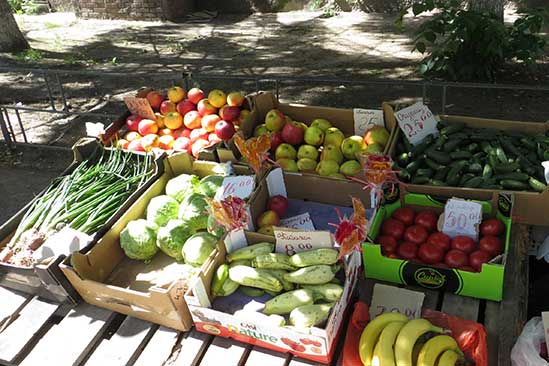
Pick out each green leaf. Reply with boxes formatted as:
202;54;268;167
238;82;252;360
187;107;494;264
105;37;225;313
424;31;437;42
413;3;425;16
416;42;427;53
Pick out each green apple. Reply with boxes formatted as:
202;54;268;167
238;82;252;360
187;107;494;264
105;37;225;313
364;143;383;154
294;121;308;133
297;158;317;171
304;126;324;146
364;126;390;147
339;160;362;176
277;158;298;172
320;145;344;164
254;124;269;137
324;127;345;147
265;109;285;131
341;135;366;160
275;143;297;160
310;118;332;132
316;160;340;176
328;173;346;180
297;144;319;161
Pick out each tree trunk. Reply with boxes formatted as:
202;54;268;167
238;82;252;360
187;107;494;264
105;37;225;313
469;0;504;21
0;0;29;52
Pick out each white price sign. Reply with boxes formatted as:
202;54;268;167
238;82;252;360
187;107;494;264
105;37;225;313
216;175;255;200
369;284;424;320
441;198;482;241
274;228;333;256
280;213;315;231
353;108;384;136
395;102;438;145
123;97;156;120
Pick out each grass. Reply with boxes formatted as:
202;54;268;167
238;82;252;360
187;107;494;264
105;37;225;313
44;22;61;29
14;48;43;62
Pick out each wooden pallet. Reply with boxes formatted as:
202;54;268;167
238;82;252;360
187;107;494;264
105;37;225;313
0;225;529;366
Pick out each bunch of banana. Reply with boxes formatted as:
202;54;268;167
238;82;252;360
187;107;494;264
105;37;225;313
358;313;464;366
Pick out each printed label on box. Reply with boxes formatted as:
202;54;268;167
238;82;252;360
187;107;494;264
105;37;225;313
216;175;255;200
369;284;424;320
395;102;438;145
274;228;333;256
353;109;384;136
124;97;156;120
280;213;316;230
441;198;482;241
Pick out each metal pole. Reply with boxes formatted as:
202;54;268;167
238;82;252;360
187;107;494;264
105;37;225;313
55;73;69;111
43;73;57;111
0;109;14;149
275;79;280;100
14;108;28;143
3;109;17;143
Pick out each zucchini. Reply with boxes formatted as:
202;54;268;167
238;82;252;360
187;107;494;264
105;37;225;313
501;179;529;190
528;177;547;192
440;123;465;135
426;148;451;165
463;176;483;188
449;151;472;160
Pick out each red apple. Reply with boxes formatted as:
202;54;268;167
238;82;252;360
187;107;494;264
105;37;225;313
271;131;284;152
160;100;177;115
215;120;236;141
176;100;196;116
190;128;209;142
281;121;304;145
187;88;205;105
268;195;289;218
201;114;221;133
126;115;142;132
146;91;163;110
172;127;191;139
219;105;240;121
197;99;217;116
127;139;145;152
173;136;191;152
191;139;211;158
208;133;222;144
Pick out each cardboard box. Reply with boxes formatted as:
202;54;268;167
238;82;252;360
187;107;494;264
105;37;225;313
60;154;257;331
362;189;513;301
386;103;549;225
189;232;363;364
0;138;163;303
218;91;398;164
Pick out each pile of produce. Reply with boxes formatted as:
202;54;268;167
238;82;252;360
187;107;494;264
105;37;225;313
119;172;229;265
253;110;390;177
117;87;250;157
394;121;549;191
1;149;154;266
254;195;289;236
376;207;506;272
212;244;343;328
359;312;465;366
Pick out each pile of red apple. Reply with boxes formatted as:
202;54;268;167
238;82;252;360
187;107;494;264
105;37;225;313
116;87;250;158
255;195;289;236
376;207;506;272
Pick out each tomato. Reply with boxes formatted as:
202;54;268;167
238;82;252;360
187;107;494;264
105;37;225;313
451;236;476;254
458;265;475;272
426;232;451;252
387;253;399;259
381;219;405;240
479;235;504;256
397;241;417;260
480;218;505;237
378;235;398;255
403;225;429;245
417;243;445;264
435;262;449;269
392;207;415;226
414;210;439;232
469;250;492;272
444;249;469;269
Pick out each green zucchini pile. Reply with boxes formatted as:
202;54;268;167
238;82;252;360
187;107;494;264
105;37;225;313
394;121;548;192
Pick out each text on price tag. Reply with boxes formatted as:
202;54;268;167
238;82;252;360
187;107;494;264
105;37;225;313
441;198;482;241
394;102;438;145
369;284;425;320
353;108;385;136
123;97;156;120
274;228;333;256
216;175;255;200
280;213;316;230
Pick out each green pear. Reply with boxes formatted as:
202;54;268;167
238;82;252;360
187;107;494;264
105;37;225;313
297;145;319;161
310;118;332;132
297;158;317;171
277;158;298;172
364;126;390;147
364;143;383;154
324;127;345;147
341;136;366;160
339;160;362;176
275;143;297;160
254;124;269;137
321;145;344;164
304;126;324;146
316;160;340;176
328;173;346;180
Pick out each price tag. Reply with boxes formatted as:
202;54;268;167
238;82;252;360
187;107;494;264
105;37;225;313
441;198;482;240
124;97;156;120
85;122;105;138
369;284;424;320
353;109;384;136
274;228;333;256
395;102;438;145
280;213;316;230
224;229;248;254
215;175;255;200
542;312;549;355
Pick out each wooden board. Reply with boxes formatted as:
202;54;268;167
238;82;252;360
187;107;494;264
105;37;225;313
171;329;212;366
0;287;30;330
133;326;180;366
245;346;289;366
441;293;480;321
198;336;250;366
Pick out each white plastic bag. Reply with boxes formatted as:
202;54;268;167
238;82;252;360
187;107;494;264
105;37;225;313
511;317;549;366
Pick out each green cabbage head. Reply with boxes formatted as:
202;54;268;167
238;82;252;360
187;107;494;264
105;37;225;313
199;175;224;198
120;219;158;261
147;195;179;227
165;174;200;202
156;219;194;261
207;215;226;239
182;232;217;266
178;193;209;231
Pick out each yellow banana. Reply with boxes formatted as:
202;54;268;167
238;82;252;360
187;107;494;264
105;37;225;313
359;312;409;366
417;335;463;366
371;321;406;366
394;318;443;366
437;349;462;366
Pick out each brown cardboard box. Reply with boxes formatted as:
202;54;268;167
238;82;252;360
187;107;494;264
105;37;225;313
60;154;256;331
386;104;549;225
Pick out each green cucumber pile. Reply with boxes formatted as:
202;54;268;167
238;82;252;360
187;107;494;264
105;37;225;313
394;121;549;192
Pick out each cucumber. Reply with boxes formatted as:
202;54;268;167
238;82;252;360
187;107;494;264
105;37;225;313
493;172;529;181
467;163;483;174
488;154;499;170
520;137;537;151
405;158;424;174
544;151;549;161
410;135;435;156
495;148;508;164
472;152;486;160
398;168;411;182
446;132;469;141
403;137;413;153
463;176;483;188
411;175;430;184
433;135;447;149
500;137;522;157
517;157;536;176
537;143;545;161
526;151;539;165
430;179;447;186
396;152;411;166
465;143;480;153
440;123;465;135
459;173;475;186
426;148;451;164
483;184;503;189
449;151;472;160
425;158;445;171
416;168;434;178
500;179;529;190
494;162;520;173
482;164;493;179
433;166;450;181
528;177;547;192
480;141;493;154
443;139;463;152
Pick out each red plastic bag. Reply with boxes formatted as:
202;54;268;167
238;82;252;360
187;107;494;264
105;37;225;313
342;301;370;366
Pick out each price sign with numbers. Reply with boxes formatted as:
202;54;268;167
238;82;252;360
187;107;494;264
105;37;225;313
395;102;438;145
124;97;157;120
274;228;333;256
215;175;255;201
369;284;424;320
280;213;316;230
441;198;482;240
353;109;384;136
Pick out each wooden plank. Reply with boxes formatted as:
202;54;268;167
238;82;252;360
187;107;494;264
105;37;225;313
483;301;500;366
84;316;156;366
133;326;180;366
0;287;31;330
171;329;212;366
19;303;114;366
0;296;59;364
198;336;250;366
245;346;289;366
440;293;479;321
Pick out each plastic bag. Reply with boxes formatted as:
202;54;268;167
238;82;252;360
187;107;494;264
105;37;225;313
342;301;370;366
511;317;549;366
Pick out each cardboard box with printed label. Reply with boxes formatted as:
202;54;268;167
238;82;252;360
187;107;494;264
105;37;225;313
362;188;513;301
60;154;257;331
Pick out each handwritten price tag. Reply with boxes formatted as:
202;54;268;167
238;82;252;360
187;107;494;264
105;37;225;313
123;97;156;120
369;284;424;320
395;102;438;145
280;213;316;231
353;109;384;136
216;175;255;200
274;228;333;256
441;198;482;240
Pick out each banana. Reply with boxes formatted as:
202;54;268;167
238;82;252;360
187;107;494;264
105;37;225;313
371;321;406;366
358;312;409;366
394;318;443;366
417;335;463;366
437;349;461;366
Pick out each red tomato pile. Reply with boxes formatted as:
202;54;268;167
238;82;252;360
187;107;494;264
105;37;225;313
377;207;506;273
